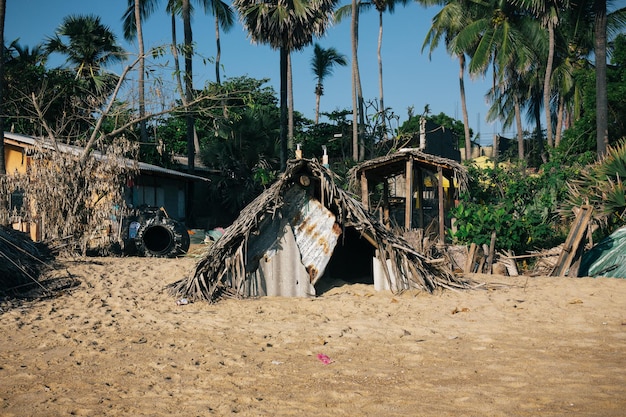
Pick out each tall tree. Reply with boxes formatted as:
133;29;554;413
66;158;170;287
123;0;159;145
372;0;409;135
46;15;125;89
422;0;475;160
594;0;608;157
233;0;338;170
0;0;5;175
311;43;348;124
203;0;235;85
182;0;195;174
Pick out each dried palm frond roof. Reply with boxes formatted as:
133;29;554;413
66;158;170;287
0;226;55;296
169;158;472;303
349;148;469;191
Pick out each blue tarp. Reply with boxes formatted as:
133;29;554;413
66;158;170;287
579;226;626;278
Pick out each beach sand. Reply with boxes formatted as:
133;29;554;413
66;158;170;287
1;251;625;416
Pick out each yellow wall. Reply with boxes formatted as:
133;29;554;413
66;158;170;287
4;141;30;174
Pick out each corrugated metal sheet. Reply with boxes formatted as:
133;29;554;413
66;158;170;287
579;226;626;278
284;187;341;285
240;185;342;297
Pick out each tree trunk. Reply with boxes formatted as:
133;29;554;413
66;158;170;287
182;0;195;174
459;54;471;161
215;15;221;85
280;46;288;170
134;0;148;145
287;52;294;149
377;10;386;139
595;0;608;158
315;87;321;125
514;95;524;161
0;0;6;175
351;0;359;161
555;94;564;147
544;18;555;148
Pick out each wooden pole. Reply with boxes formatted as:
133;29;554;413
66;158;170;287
437;166;445;245
405;156;413;230
360;171;369;210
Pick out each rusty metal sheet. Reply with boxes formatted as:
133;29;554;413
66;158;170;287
284;187;341;285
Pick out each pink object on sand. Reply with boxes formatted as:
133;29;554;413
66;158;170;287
317;353;332;364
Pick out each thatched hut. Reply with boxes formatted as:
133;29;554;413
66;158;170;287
169;158;470;302
0;226;54;296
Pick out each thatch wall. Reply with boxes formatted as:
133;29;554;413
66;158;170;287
169;159;471;303
0;226;54;295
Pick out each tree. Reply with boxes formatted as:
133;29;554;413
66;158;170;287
123;0;159;145
311;43;348;124
372;0;409;136
0;0;5;175
45;15;125;91
422;0;475;160
203;0;235;85
233;0;338;170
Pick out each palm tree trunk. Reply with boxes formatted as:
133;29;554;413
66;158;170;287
280;46;288;170
594;0;608;158
134;0;148;145
0;0;6;175
315;88;321;124
555;94;564;147
458;54;471;161
215;15;222;85
514;95;524;161
351;0;359;161
287;52;294;148
377;10;386;139
544;19;555;148
182;0;195;173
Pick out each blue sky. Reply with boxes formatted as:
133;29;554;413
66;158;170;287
6;0;503;145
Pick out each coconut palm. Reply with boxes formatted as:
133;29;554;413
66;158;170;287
202;0;235;85
123;0;159;144
233;0;338;170
0;0;5;175
422;0;476;160
311;43;348;124
45;15;125;89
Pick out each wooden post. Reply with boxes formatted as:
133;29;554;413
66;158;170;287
437;166;445;246
405;156;413;230
360;172;369;211
416;168;424;229
383;181;390;229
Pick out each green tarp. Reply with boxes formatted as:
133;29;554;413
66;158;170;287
579;226;626;278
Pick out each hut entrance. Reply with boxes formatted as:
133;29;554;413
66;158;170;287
315;227;375;294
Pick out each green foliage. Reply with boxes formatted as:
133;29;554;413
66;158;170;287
450;153;586;253
399;111;473;149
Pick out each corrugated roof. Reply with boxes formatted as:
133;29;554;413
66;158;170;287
3;132;209;182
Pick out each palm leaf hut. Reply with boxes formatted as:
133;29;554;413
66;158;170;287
170;158;470;302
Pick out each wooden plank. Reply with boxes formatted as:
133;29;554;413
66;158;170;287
486;231;497;274
405;156;413;230
465;242;477;273
552;206;593;276
360;172;369;210
437;166;445;245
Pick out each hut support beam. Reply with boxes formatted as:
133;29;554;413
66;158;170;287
360;172;369;210
438;166;445;246
405;157;413;230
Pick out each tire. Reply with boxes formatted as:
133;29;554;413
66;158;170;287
134;216;190;258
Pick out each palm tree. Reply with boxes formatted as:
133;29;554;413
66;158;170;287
335;0;365;161
311;43;348;124
233;0;338;170
46;15;125;88
123;0;159;145
422;0;476;160
371;0;409;134
203;0;235;85
0;0;6;175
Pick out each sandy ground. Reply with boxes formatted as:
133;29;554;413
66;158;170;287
1;250;626;417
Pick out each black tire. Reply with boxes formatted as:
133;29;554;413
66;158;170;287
134;217;190;258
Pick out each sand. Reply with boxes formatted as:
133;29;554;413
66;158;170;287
1;252;626;417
